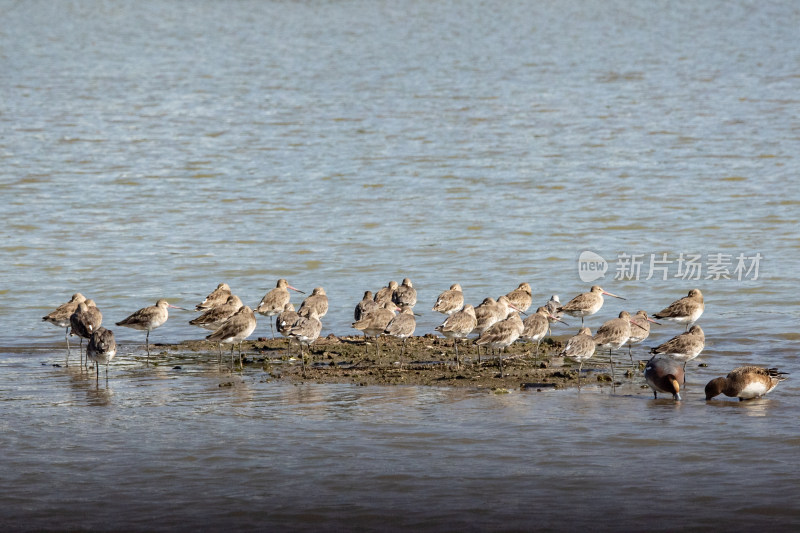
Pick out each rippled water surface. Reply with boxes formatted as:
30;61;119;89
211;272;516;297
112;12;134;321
2;0;800;530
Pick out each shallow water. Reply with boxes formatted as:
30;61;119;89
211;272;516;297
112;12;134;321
2;0;800;529
1;351;799;531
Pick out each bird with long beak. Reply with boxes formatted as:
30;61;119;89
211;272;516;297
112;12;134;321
255;279;305;338
653;288;704;331
593;311;638;383
558;286;625;326
521;307;569;358
116;299;188;361
627;310;661;365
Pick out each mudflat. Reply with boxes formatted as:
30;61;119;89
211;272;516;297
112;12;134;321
173;334;643;391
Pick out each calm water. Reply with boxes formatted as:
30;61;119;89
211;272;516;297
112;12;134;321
2;0;799;530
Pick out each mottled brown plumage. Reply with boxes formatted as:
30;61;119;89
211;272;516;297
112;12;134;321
298;287;328;319
43;292;86;328
521;307;552;357
43;292;86;360
287;309;322;376
392;278;417;310
70;300;103;366
87;327;117;380
653;288;704;331
352;301;397;358
195;283;231;311
355;290;379;321
705;366;787;401
593;311;633;382
471;297;499;336
559;286;625;325
505;282;532;313
384;307;417;364
559;327;596;386
206;305;257;369
256;279;304;337
116;299;180;359
432;283;464;315
276;303;299;339
626;310;660;363
475;312;524;377
190;294;243;331
436;304;477;368
374;281;398;305
649;325;705;363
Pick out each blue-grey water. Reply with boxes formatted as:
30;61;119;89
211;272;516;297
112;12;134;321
2;0;799;530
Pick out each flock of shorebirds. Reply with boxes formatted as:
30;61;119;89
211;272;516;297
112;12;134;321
41;280;786;401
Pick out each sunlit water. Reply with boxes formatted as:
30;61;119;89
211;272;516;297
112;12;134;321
2;0;799;529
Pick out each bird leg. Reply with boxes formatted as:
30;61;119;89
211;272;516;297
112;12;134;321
65;327;71;365
145;330;151;364
609;348;616;383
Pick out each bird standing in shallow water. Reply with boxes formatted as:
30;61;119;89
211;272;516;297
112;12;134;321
644;354;685;400
116;299;184;362
559;327;595;388
70;300;103;367
42;292;86;361
593;311;634;383
87;327;117;381
705;366;787;401
653;288;704;331
627;310;660;366
206;305;257;369
649;325;705;371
